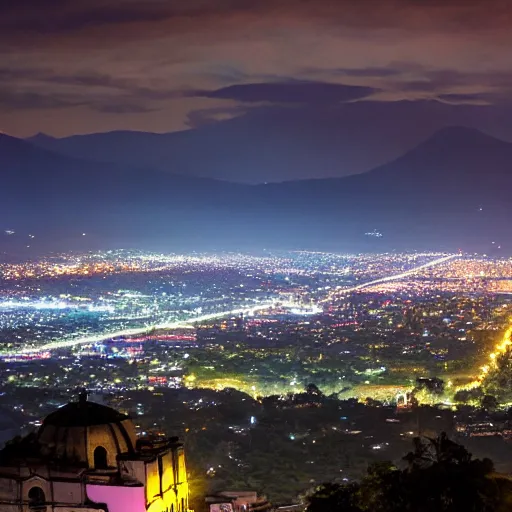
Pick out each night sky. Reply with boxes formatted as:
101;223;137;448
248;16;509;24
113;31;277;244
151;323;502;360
3;0;512;180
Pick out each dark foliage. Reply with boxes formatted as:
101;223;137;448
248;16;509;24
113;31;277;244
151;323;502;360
306;434;512;512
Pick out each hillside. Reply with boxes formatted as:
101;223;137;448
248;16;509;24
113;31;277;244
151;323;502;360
1;133;247;211
256;126;512;250
1;134;252;251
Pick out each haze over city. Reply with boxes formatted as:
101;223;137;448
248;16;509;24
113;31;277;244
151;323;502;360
3;1;512;512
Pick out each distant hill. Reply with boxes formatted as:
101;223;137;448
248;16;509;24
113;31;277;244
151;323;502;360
0;133;252;252
262;125;512;200
28;101;512;184
256;126;512;251
28;102;463;184
5;127;512;253
1;132;246;210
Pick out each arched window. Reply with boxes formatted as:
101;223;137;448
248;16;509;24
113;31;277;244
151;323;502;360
28;486;47;511
94;446;108;469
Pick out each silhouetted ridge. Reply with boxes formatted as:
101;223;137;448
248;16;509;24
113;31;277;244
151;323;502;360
0;132;30;148
361;125;512;185
27;132;57;144
420;125;508;150
32;101;481;184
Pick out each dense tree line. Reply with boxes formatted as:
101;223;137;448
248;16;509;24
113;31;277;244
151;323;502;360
306;434;512;512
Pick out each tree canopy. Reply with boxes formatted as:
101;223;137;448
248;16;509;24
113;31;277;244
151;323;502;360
306;434;512;512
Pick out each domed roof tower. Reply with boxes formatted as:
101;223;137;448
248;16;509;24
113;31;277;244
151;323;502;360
37;392;136;469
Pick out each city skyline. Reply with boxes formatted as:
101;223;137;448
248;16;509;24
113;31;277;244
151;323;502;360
4;2;512;510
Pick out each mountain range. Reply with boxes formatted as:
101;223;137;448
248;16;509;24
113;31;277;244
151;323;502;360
2;125;511;253
27;104;410;184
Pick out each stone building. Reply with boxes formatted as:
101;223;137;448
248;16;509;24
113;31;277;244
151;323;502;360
0;394;189;512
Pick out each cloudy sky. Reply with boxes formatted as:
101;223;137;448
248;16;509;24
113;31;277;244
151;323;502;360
2;0;512;140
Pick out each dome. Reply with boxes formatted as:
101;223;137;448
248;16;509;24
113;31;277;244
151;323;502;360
37;395;137;469
43;400;129;427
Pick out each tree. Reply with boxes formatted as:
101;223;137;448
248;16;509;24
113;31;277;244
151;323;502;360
415;377;444;394
358;462;402;512
481;395;499;413
454;387;483;404
305;383;323;397
364;397;383;407
306;434;508;512
400;434;498;512
482;348;512;402
307;482;362;512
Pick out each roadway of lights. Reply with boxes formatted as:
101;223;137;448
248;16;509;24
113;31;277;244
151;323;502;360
320;254;458;302
16;301;283;354
472;323;512;388
13;254;457;355
453;323;512;392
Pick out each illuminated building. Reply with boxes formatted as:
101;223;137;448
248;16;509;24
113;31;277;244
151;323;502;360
206;491;271;512
0;393;189;512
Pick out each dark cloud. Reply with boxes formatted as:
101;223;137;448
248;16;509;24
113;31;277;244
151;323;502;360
427;69;512;89
0;86;157;113
0;67;133;89
2;0;511;44
0;0;254;34
400;80;439;92
333;67;404;78
394;68;512;104
0;66;187;115
437;93;500;105
1;0;512;140
46;73;133;89
0;89;85;110
94;103;157;114
1;0;180;33
299;65;409;81
193;81;377;104
296;64;512;106
0;66;188;98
